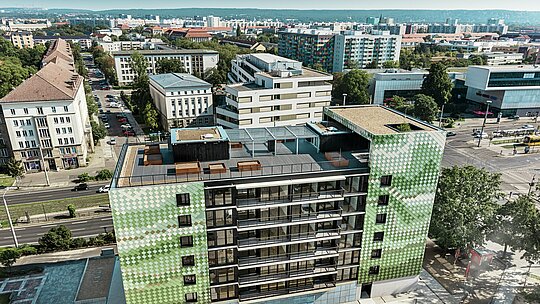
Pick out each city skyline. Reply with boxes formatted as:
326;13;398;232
2;0;540;11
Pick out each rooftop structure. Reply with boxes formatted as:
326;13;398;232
109;105;446;304
42;38;74;67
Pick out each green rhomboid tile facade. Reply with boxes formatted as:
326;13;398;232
109;182;211;304
358;131;446;283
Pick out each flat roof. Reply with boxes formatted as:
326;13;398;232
112;49;218;56
469;65;540;72
327;105;438;135
171;127;228;144
249;53;300;65
150;73;211;89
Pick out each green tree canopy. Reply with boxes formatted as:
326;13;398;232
156;58;186;74
38;225;73;252
0;248;21;269
430;166;502;250
91;121;107;144
387;95;412;114
412;94;439;123
144;102;159;130
6;158;24;179
421;62;453;106
332;69;371;105
0;57;34;98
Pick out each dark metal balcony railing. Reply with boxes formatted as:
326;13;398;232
238;247;339;267
238;281;336;301
237;189;345;208
237;228;340;248
237;208;342;228
238;265;337;285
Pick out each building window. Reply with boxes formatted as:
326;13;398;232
23;108;28;114
180;235;193;247
375;213;387;224
371;249;382;259
378;195;389;206
176;193;190;206
373;232;384;242
10;109;15;115
178;215;192;227
16;131;21;137
182;255;195;267
369;265;380;275
52;106;56;113
64;106;68;112
185;292;197;302
37;107;43;115
183;274;196;285
380;175;392;186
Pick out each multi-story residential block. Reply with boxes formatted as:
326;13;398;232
33;35;93;50
10;30;34;48
0;57;93;172
466;65;540;117
112;49;219;86
218;53;333;128
333;31;401;72
149;73;214;130
41;38;75;68
97;40;165;54
278;29;402;73
109;104;446;304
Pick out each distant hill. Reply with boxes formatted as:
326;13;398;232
1;8;540;25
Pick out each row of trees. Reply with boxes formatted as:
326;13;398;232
430;165;540;263
129;52;159;130
399;45;487;70
91;45;117;86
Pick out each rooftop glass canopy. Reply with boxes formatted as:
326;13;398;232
224;126;318;143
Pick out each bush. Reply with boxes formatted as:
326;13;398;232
70;237;87;249
38;225;72;253
17;245;37;256
0;248;21;268
95;169;113;181
77;173;93;182
98;231;116;244
67;204;76;218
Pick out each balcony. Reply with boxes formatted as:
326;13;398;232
238;280;336;301
238;247;339;268
237;209;342;229
237;228;340;249
238;265;337;286
237;189;345;209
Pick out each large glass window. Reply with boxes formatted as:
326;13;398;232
207;229;235;247
208;249;235;266
209;267;236;285
205;188;233;207
206;209;234;227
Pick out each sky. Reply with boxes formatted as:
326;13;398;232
3;0;540;11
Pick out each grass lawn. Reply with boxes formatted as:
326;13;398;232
0;194;109;224
0;175;14;187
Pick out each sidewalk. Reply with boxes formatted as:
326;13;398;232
15;206;110;224
15;139;117;188
14;245;117;266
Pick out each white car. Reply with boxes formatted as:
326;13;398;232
97;185;111;193
109;138;116;145
522;125;534;129
473;132;489;139
104;123;111;129
121;124;132;129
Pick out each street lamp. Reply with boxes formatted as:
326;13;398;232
2;186;19;248
439;103;446;128
477;100;492;147
342;93;347;106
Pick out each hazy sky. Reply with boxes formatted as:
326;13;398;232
3;0;540;11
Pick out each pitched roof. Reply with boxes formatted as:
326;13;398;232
0;63;83;103
42;38;74;66
150;73;211;89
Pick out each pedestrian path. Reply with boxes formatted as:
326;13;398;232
491;266;529;304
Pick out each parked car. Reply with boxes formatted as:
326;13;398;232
104;123;111;129
121;123;132;129
522;124;534;129
118;118;128;123
446;131;456;137
101;85;111;90
109;138;116;145
473;132;489;139
123;130;135;136
116;113;127;118
509;115;520;120
72;183;89;191
97;185;111;193
106;95;114;98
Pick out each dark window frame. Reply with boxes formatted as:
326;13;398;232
377;195;390;206
180;235;194;247
184;274;196;285
375;213;387;224
380;175;392;187
369;265;380;275
371;249;382;259
182;255;195;266
178;215;192;227
185;292;198;302
373;231;384;242
176;193;190;206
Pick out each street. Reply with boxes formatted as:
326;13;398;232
3;182;110;205
0;215;113;246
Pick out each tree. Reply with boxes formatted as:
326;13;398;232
0;248;21;269
332;69;371;104
156;58;186;74
490;195;540;259
412;94;439;123
86;92;98;116
387;96;412;114
236;25;242;37
430;166;502;250
382;61;400;68
6;158;24;179
77;173;92;182
365;60;378;69
204;67;226;86
421;62;453;106
91;121;106;144
67;204;76;218
0;57;34;98
144;102;159;130
38;225;73;252
95;169;113;181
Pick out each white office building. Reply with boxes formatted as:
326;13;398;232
217;53;333;128
113;49;219;86
149;73;214;130
466;65;540;116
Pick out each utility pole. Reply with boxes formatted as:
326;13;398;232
477;100;492;147
439;103;445;127
2;185;19;248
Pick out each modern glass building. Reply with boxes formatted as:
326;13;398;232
466;65;540;117
109;105;446;304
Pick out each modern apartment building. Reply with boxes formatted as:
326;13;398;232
217;53;333;128
10;30;34;48
0;58;93;171
333;31;401;72
112;49;219;86
278;29;402;73
466;65;540;116
109;105;446;304
149;73;214;130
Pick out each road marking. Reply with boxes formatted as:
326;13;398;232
71;228;87;232
3;237;13;239
71;221;88;225
101;218;112;221
40;224;58;228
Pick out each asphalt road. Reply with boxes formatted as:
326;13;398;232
0;216;114;247
4;182;110;205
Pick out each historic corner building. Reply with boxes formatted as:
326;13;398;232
108;105;446;304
